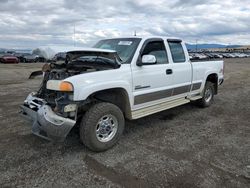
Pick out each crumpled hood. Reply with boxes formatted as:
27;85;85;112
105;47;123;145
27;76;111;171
66;48;122;67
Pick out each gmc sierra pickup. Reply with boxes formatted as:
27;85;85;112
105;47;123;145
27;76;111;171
20;36;224;151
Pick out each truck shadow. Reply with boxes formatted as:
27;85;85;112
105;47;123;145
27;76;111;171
64;102;200;150
123;102;199;136
19;102;202;154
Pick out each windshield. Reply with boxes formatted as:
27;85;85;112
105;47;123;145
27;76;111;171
93;38;141;63
65;51;122;68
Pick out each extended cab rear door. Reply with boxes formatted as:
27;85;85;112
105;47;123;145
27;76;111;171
167;39;192;98
131;38;174;108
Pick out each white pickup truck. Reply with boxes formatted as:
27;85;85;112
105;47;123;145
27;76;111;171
20;36;224;151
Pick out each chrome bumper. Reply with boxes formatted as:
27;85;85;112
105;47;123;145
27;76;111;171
20;93;76;142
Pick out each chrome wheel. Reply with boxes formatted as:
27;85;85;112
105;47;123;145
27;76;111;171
204;88;212;103
95;114;118;142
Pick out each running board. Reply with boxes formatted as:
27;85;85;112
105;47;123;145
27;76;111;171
189;95;202;101
131;98;190;119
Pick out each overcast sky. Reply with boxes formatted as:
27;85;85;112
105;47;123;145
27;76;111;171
0;0;250;50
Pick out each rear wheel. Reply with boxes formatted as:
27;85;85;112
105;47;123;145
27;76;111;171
80;102;125;152
196;81;215;107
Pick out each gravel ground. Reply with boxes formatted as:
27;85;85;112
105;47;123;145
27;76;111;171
0;59;250;188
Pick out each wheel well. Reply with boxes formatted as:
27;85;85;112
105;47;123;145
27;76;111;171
89;88;131;119
206;73;218;94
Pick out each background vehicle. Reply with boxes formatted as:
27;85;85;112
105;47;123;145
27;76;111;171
0;51;6;58
14;52;28;63
20;36;224;151
23;53;39;63
53;52;66;62
0;54;19;64
221;53;231;58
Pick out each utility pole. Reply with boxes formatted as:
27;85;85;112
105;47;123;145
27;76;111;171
196;39;198;52
134;30;136;36
228;43;231;52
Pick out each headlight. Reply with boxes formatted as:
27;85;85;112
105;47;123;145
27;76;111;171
47;80;73;92
59;81;73;92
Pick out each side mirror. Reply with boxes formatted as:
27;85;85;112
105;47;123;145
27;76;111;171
141;55;156;65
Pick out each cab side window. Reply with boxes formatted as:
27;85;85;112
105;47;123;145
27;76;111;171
141;41;168;64
168;41;186;63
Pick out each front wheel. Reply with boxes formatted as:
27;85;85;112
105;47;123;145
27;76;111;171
80;102;125;152
196;81;215;107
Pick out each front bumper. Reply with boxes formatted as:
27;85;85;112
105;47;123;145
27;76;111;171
20;93;76;142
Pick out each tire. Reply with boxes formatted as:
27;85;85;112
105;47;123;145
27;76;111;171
80;102;125;152
196;81;215;107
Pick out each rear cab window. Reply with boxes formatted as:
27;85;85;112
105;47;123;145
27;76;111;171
168;40;186;63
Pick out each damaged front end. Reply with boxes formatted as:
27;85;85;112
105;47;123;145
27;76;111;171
20;71;79;141
20;50;121;142
20;93;76;142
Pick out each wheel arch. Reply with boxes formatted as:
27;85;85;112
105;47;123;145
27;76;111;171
206;73;218;94
88;88;132;119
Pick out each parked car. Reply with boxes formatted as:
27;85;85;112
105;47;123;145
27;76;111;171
189;54;194;60
53;52;66;62
14;52;27;63
212;53;223;59
196;53;208;59
35;56;47;62
221;53;231;58
227;53;236;58
204;53;214;59
0;51;6;58
232;53;241;58
0;54;19;64
237;53;248;58
189;53;208;60
244;53;250;58
5;50;15;55
22;53;39;63
20;36;224;151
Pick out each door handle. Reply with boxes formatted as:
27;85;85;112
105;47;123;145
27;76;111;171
166;69;173;75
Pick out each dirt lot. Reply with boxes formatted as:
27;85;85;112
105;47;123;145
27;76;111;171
0;59;249;188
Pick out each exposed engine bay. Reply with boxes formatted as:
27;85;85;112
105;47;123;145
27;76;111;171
29;50;121;118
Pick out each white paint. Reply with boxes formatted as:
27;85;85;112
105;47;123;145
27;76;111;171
51;36;224;119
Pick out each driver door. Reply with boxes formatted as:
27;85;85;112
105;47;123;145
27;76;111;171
131;39;174;108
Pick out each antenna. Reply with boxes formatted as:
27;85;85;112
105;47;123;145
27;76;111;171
134;30;136;36
74;23;76;47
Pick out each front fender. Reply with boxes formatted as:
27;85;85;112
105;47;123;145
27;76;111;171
74;81;133;106
64;64;133;106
